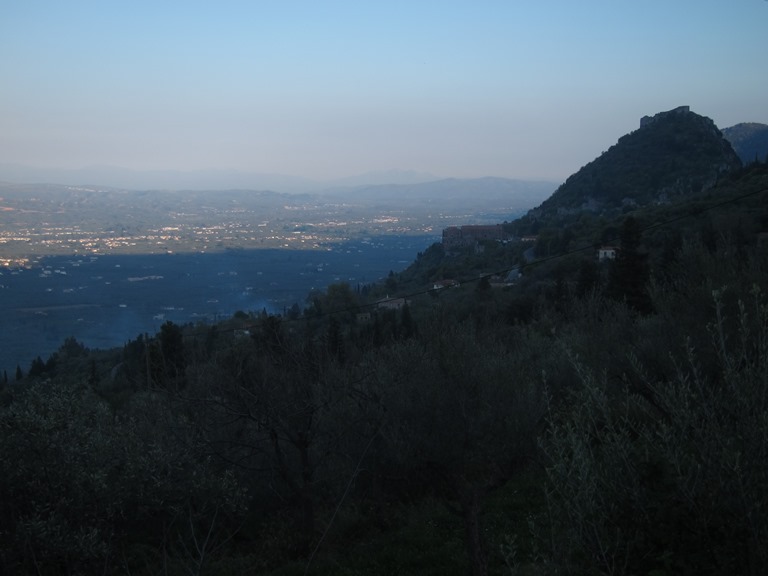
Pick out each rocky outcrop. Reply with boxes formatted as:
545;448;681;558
533;107;741;217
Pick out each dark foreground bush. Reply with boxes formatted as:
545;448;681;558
542;287;768;575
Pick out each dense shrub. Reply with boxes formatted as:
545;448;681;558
541;286;768;575
0;381;247;575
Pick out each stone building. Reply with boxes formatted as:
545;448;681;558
442;224;509;249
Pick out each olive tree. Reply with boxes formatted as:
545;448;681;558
183;316;378;557
542;287;768;575
372;317;548;576
0;378;246;575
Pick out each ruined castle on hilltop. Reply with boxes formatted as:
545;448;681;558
640;105;690;128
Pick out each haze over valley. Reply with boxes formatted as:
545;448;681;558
0;176;554;371
1;109;766;374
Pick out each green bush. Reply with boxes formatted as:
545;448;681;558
541;287;768;575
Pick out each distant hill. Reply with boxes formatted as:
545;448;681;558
722;122;768;165
0;164;319;194
0;165;444;194
533;106;742;218
319;170;439;189
324;177;555;216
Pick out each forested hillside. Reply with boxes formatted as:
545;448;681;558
534;107;741;217
2;163;768;575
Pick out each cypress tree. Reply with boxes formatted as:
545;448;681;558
576;258;600;297
608;216;653;314
327;316;345;364
159;321;185;382
400;301;415;339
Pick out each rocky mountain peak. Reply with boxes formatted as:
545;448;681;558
532;107;741;218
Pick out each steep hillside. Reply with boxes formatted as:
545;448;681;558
533;106;741;217
722;122;768;164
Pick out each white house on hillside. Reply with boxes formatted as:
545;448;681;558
598;246;618;261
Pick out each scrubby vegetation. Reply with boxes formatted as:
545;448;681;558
3;163;768;575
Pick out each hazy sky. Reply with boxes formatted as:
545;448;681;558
1;0;766;182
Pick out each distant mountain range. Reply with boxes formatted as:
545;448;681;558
0;164;443;194
532;106;743;218
324;176;555;212
2;110;764;216
721;122;768;165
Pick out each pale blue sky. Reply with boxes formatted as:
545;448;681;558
1;0;766;182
